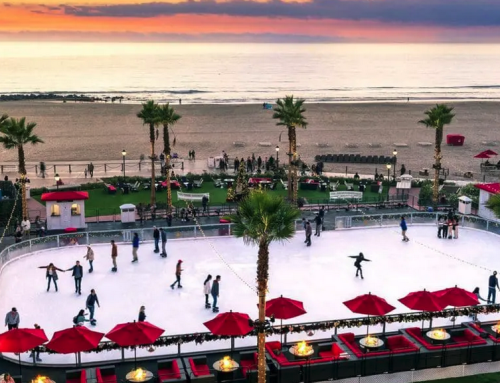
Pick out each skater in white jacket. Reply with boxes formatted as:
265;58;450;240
203;275;212;309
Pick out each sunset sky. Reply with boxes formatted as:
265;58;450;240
2;0;500;42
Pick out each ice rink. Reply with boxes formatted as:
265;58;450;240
1;225;498;365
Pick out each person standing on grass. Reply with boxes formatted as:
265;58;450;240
84;245;94;273
111;240;118;272
488;271;500;304
170;260;183;289
305;221;312;246
153;226;160;253
160;228;167;258
400;216;409;242
131;233;140;263
5;308;19;330
211;275;221;313
86;289;100;322
66;260;83;295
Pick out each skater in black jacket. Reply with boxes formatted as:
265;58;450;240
138;306;146;322
153;227;160;253
349;253;371;279
160;228;167;257
211;275;221;313
314;214;322;237
86;289;100;323
203;275;212;309
66;261;83;295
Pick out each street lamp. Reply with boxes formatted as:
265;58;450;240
386;163;392;181
54;173;60;190
275;146;280;168
392;149;398;179
122;149;127;180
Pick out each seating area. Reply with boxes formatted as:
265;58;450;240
96;366;117;383
184;356;215;381
315;154;396;165
405;327;486;350
65;369;86;383
338;333;418;358
157;358;184;381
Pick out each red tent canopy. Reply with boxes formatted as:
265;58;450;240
204;311;253;336
41;191;89;201
398;290;447;312
265;296;307;320
0;328;48;353
46;326;104;354
343;293;396;316
106;321;164;347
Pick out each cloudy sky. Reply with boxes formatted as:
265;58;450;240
2;0;500;42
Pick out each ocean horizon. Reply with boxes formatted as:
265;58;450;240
2;42;500;104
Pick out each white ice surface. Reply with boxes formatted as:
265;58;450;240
0;226;499;365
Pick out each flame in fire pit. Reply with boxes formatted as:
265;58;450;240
430;329;447;339
296;341;313;356
133;369;145;381
33;376;49;383
365;335;379;347
219;356;234;372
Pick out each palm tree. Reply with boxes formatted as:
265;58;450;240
419;104;455;206
137;101;160;205
486;194;500;219
0;117;44;218
157;103;181;212
273;96;307;203
228;191;300;383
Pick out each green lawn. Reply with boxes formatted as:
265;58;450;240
425;373;500;383
35;182;388;217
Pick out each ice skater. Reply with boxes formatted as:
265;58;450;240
38;263;65;292
211;275;221;313
153;226;160;253
86;289;100;324
138;306;146;322
83;245;94;273
349;253;371;279
204;274;212;309
400;216;409;242
319;206;325;231
111;240;118;272
29;324;42;361
305;221;312;246
488;271;500;304
472;287;487;321
437;216;444;238
5;307;19;330
160;228;167;257
452;217;459;239
441;217;448;239
66;260;83;295
314;214;322;237
170;260;183;289
73;309;87;326
132;233;139;263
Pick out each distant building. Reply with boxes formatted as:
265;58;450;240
474;183;500;222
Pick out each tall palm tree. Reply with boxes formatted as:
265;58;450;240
0;117;44;219
157;103;181;212
228;191;300;383
137;101;160;205
419;104;455;206
486;194;500;219
273;96;307;203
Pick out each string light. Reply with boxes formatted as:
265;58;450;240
0;185;21;246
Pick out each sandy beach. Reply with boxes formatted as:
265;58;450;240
1;101;499;179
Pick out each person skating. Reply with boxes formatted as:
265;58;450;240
204;274;212;309
138;306;146;322
160;228;167;257
319;206;325;231
66;260;83;295
349;253;371;279
452;217;459;239
211;275;221;313
488;271;500;304
305;221;312;246
38;263;65;292
73;309;87;326
5;308;19;330
132;233;140;263
29;324;42;361
437;216;443;238
314;214;322;237
83;245;94;273
447;218;453;239
153;226;160;253
86;289;100;324
472;287;487;321
110;240;118;272
170;260;183;289
400;216;409;242
441;217;448;239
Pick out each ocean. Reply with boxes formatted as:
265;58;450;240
1;42;500;104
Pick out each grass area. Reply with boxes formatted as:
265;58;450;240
35;182;388;217
425;373;500;383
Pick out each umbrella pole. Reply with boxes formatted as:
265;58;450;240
366;315;370;336
18;352;22;375
231;336;234;357
135;347;137;369
280;319;283;350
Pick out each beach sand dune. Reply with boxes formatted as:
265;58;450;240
1;101;499;178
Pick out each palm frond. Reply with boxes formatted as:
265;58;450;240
486;194;500;220
0;117;44;148
272;95;308;129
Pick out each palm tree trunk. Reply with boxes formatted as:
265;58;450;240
150;124;156;206
18;145;28;219
163;125;172;212
257;241;269;383
287;126;297;202
289;127;298;205
433;128;442;207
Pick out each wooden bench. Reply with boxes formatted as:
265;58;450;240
330;191;363;202
177;192;209;201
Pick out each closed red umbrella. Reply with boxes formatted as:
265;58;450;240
343;293;395;335
45;326;104;354
264;296;307;349
398;289;446;312
0;328;48;373
203;311;252;336
105;321;164;346
434;286;479;307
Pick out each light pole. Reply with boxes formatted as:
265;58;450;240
122;149;127;180
386;163;391;182
275;146;280;168
392;148;398;179
55;173;60;190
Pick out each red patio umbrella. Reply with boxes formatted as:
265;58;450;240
203;311;252;336
474;152;491;159
264;295;307;348
483;150;498;156
434;286;479;307
343;293;396;335
0;328;48;373
399;289;447;330
45;326;104;353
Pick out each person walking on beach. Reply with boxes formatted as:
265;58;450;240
305;221;312;246
211;275;220;313
86;289;100;323
83;245;94;273
132;233;140;262
5;308;20;330
488;271;500;304
38;263;65;292
138;306;146;322
170;260;183;289
160;228;167;257
314;213;322;237
84;168;88;178
88;162;94;178
400;216;409;242
153;226;160;253
204;274;212;309
111;240;118;272
66;260;83;295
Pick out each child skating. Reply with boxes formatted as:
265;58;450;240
400;216;409;242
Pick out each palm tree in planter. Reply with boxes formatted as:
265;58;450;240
273;96;307;204
419;104;455;207
227;191;300;383
486;194;500;220
157;103;181;212
137;100;160;205
0;117;44;218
